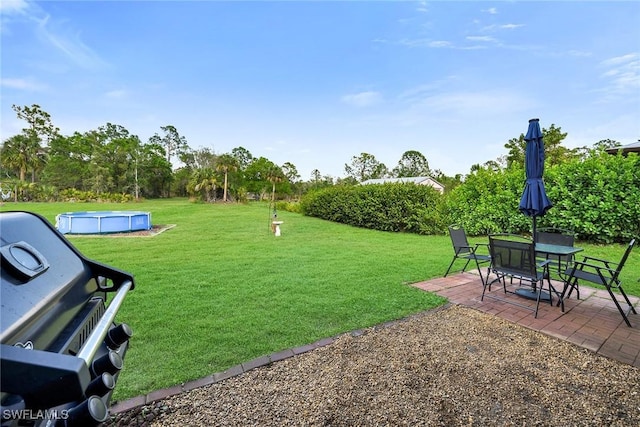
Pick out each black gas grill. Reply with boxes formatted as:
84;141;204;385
1;211;135;426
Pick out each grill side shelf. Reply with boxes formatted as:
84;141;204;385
0;345;92;409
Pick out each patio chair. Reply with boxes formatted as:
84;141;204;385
563;239;637;327
443;225;491;286
483;234;560;318
535;228;576;287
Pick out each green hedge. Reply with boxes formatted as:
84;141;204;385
300;153;638;244
544;153;639;243
442;166;526;236
446;153;639;243
300;183;444;234
59;188;135;203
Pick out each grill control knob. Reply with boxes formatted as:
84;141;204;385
86;372;115;397
65;395;108;426
105;323;133;349
91;350;123;377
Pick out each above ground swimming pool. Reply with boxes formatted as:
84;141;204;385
56;211;152;234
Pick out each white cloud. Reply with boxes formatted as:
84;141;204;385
341;91;382;107
0;0;106;69
601;53;638;67
466;35;497;43
33;14;108;69
428;40;452;48
0;77;46;91
398;77;460;103
0;0;30;35
399;38;488;50
398;38;427;47
599;53;640;96
416;90;534;116
484;8;498;15
0;0;29;14
2;1;108;70
480;23;524;33
500;24;523;30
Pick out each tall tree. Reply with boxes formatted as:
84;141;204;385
6;104;59;183
89;123;142;194
11;104;60;146
593;139;621;153
138;141;173;198
267;165;284;204
244;157;281;199
281;162;300;183
504;123;572;168
392;150;430;177
231;146;254;170
344;152;387;182
216;153;239;202
43;132;94;189
149;125;188;165
191;147;217;170
311;169;321;183
1;134;39;182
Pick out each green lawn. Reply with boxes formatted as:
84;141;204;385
2;199;638;402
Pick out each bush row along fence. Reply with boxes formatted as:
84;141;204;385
0;183;136;203
300;153;639;244
300;183;443;235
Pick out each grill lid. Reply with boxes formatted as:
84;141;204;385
0;211;134;347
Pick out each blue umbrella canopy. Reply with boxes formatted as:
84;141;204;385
519;118;552;239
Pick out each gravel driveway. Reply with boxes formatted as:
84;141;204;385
106;305;640;426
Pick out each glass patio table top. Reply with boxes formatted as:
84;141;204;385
535;242;583;257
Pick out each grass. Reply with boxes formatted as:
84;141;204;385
2;199;639;402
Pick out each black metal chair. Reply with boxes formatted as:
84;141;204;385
483;234;560;318
563;239;637;327
535;227;576;288
443;225;491;285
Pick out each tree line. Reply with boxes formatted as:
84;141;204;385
0;103;628;205
1;104;462;203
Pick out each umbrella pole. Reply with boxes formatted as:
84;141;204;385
532;216;537;243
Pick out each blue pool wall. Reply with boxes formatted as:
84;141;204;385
56;211;152;234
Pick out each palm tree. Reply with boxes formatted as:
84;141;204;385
311;169;321;183
190;168;218;202
267;166;284;205
216;154;238;202
1;134;44;182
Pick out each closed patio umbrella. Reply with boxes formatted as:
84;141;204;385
519;118;552;242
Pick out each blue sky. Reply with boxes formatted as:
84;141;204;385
2;1;639;180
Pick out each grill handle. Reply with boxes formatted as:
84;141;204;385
77;280;132;366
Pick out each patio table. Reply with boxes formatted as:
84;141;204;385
514;243;583;302
535;242;583;258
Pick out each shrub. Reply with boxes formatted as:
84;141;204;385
544;153;639;243
445;153;639;243
59;188;134;203
277;200;302;214
300;183;444;234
